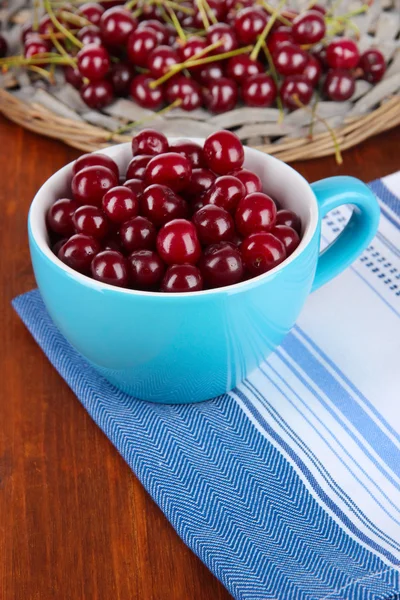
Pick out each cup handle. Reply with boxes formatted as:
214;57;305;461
310;176;380;291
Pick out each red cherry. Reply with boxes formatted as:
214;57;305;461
186;168;216;198
312;46;328;69
323;69;355;101
161;265;203;293
132;129;169;156
199;245;244;288
203;78;238;113
359;49;386;83
302;54;322;87
165;76;202;111
58;234;101;273
79;3;104;26
267;27;294;55
311;5;326;15
226;55;263;84
193;205;235;245
38;14;55;35
271;225;300;256
120;216;157;252
77;44;110;81
230;169;262;195
145;153;192;192
124;178;145;198
206;23;238;54
73;153;119;179
102;186;139;224
276;209;301;233
241;232;286;275
234;7;268;45
24;37;51;60
292;11;326;44
126;155;153;180
80;79;114;109
137;20;169;45
110;62;135;96
326;39;360;70
274;43;308;76
65;66;84;89
128;250;165;290
236;192;277;236
169;140;205;168
281;75;313;109
157;219;201;265
77;25;103;46
204;175;246;212
147;46;179;79
91;250;129;287
193;62;225;85
72;204;109;239
127;28;158;67
72;165;118;206
242;74;277;107
130;74;164;110
204;130;244;175
178;36;207;64
141;184;189;227
47;198;80;236
53;238;68;256
100;7;137;46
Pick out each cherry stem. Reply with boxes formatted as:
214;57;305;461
202;0;218;25
181;44;253;67
44;0;84;49
28;65;54;81
195;0;210;30
50;32;76;65
59;10;92;27
257;0;292;26
110;98;182;136
261;41;284;124
251;0;287;60
166;4;187;41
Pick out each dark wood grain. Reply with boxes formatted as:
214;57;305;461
0;115;399;600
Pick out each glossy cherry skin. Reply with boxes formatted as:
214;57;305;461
193;205;234;246
292;11;326;44
242;74;277;108
280;75;313;109
302;54;322;87
326;39;360;70
169;140;205;168
130;74;164;110
47;198;80;236
73;205;109;239
206;23;238;54
230;169;262;195
267;27;294;54
186;168;216;199
157;219;201;265
77;44;110;81
323;69;355;101
141;184;189;227
65;65;84;89
199;245;244;288
275;209;301;234
58;234;101;274
72;165;118;206
91;250;129;287
161;265;203;293
203;78;238;114
193;62;225;86
38;14;56;35
204;175;246;213
236;192;277;237
225;55;263;84
110;62;135;96
120;216;157;252
100;7;137;46
204;130;244;175
137;20;169;45
273;43;308;76
73;153;119;179
145;153;192;192
178;36;207;64
165;76;202;111
132;129;169;156
124;178;145;198
79;3;104;26
80;79;114;109
359;49;386;83
241;232;286;275
128;250;165;290
102;186;139;224
234;7;268;45
127;28;158;67
77;25;103;46
24;37;51;60
126;155;153;180
271;225;300;256
147;46;179;79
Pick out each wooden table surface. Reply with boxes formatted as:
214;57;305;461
0;115;399;600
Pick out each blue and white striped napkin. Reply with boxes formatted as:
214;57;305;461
13;172;400;600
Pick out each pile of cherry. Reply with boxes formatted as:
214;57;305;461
1;0;387;112
47;129;302;293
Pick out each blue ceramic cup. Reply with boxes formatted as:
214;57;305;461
29;140;380;403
